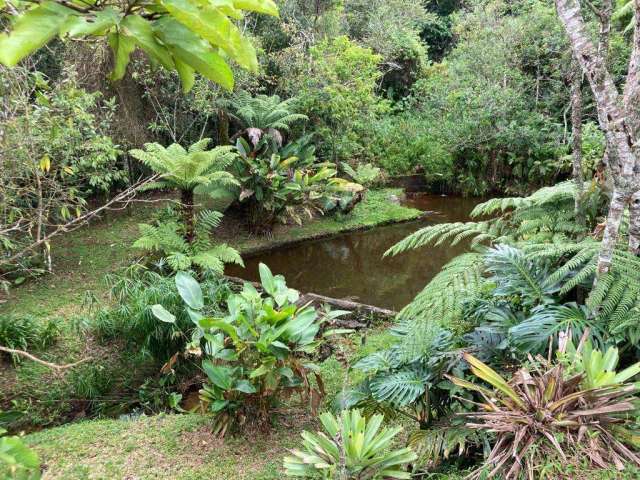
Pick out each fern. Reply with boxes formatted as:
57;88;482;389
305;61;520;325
408;422;482;472
129;140;238;193
227;91;308;137
397;253;484;330
368;368;428;406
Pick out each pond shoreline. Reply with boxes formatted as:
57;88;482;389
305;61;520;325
221;188;424;255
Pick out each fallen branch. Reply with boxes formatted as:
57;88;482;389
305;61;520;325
0;346;91;371
224;275;397;320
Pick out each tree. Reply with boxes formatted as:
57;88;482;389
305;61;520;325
0;0;278;92
128;139;238;243
555;0;640;273
226;91;308;149
570;57;585;227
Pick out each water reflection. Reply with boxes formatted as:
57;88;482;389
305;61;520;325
227;194;481;310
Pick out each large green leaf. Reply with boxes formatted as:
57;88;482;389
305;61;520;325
63;8;120;37
121;15;174;70
174;57;196;93
233;0;278;16
107;31;136;81
175;271;204;310
161;0;257;70
154;17;234;91
151;304;176;323
202;360;234;390
0;2;74;67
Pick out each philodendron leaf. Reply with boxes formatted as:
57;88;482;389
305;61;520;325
175;271;204;310
0;2;75;67
151;304;176;323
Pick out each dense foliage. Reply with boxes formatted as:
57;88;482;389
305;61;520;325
4;0;640;479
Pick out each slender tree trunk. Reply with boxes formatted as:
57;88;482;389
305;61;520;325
181;189;195;244
555;0;640;276
630;191;640;255
597;188;627;275
217;109;230;145
570;57;585;227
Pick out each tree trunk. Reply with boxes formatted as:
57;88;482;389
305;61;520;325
597;188;627;275
217;108;230;145
181;189;196;244
570;57;585;228
555;0;640;276
630;191;640;255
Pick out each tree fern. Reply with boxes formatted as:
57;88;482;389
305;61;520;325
396;253;485;330
227;91;308;148
129;140;238;193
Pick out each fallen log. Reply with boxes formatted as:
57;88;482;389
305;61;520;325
224;275;397;321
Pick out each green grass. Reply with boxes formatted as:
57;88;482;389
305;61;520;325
18;327;395;480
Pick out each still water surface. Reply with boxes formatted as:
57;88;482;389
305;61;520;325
227;195;481;310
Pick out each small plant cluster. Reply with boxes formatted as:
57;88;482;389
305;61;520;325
449;335;640;479
232;137;364;232
0;314;59;365
284;409;416;479
153;264;348;435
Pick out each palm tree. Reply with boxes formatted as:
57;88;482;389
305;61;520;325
129;138;238;243
227;91;308;149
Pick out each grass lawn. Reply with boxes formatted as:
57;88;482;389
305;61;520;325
0;188;419;429
17;327;409;480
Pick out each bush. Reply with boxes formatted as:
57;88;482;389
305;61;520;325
153;264;348;435
369;113;454;180
231;137;364;232
294;36;389;163
0;314;59;365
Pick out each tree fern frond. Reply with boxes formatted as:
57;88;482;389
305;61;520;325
385;223;494;257
397;253;484;328
409;422;481;471
369;368;427;407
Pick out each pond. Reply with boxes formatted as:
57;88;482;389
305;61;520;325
227;194;481;311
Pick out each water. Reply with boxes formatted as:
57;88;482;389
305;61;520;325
227;195;481;311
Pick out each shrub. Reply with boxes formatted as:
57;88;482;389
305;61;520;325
448;345;640;479
232;138;363;232
0;314;59;365
153;264;348;435
293;36;389;162
283;409;417;479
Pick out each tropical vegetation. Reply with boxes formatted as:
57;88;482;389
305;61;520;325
3;0;640;478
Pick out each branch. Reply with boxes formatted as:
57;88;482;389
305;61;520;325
0;174;158;268
0;346;91;371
